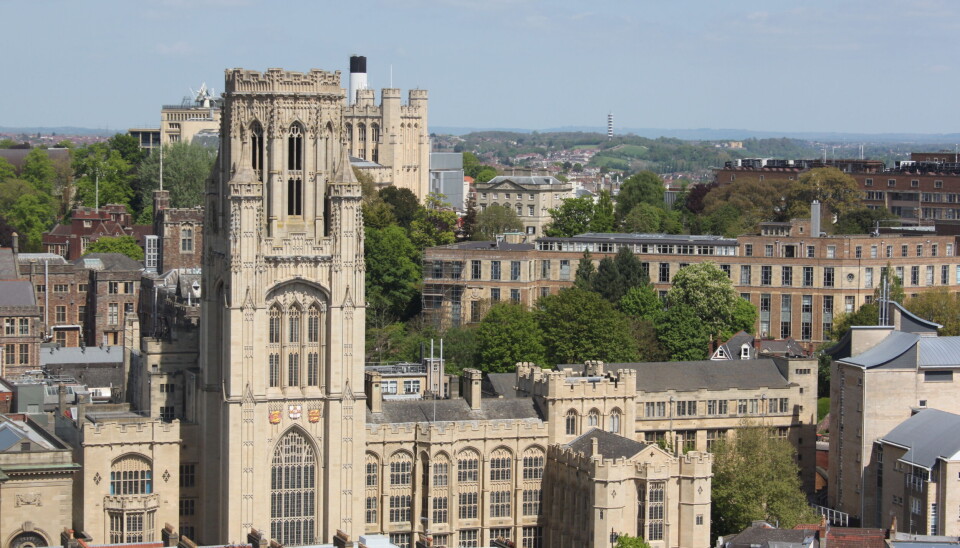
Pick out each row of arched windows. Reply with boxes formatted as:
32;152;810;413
565;408;622;436
364;446;545;489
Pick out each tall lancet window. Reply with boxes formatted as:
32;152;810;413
251;121;264;180
287;123;303;215
270;430;317;546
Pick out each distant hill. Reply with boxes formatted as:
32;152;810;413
432;125;960;144
0;126;117;136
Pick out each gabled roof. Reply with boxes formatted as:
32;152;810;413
565;428;649;460
879;408;960;469
712;331;754;360
0;280;36;307
74;252;143;271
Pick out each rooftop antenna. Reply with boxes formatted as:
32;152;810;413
390;64;393;88
159;140;164;191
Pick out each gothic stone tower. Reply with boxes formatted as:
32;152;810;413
198;68;366;546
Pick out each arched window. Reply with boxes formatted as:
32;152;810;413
287;123;303;171
271;430;317;546
587;409;600;429
251;121;264;179
286;124;304;216
110;455;152;495
371;123;380;143
489;448;512;482
288;307;301;343
358;123;366;142
287;353;300;387
609;408;621;434
306;352;319;386
565;409;578;436
522;447;544;480
9;532;48;548
389;452;412;486
365;454;379;488
365;453;379;525
307;306;320;343
457;449;480;483
269;306;282;344
269;353;281;388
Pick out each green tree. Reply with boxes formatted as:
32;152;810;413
784;167;861;222
545;196;595;237
379;186;420;229
591;247;648;304
459;198;478;240
7;192;56;251
655;304;710;361
136;141;216;212
574;251;596;291
904;289;960;336
829;302;879;341
666;263;751;340
362;200;397;229
21;148;57;194
409;194;458;249
537;288;640;365
73;143;134;209
702;178;792;236
619;285;662;321
476;303;545;372
622;202;663;233
473;204;522;240
84;235;145;261
615;171;664;220
711;425;818;536
615;535;652;548
834;207;898;235
365;225;421;320
441;325;479;372
0;157;15;181
107;133;146;166
589;190;615;232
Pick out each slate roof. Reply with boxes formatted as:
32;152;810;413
601;359;791;392
74;252;143;271
565;428;649;460
367;397;543;425
0;248;18;279
431;241;535;252
879;408;960;469
721;523;817;548
714;331;755;360
839;331;919;368
40;345;124;366
0;280;37;307
839;331;960;369
482;175;565;186
485;373;520;398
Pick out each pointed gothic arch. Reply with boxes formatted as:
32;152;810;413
250;120;264;179
270;428;317;546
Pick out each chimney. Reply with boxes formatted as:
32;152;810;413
248;528;268;548
162;524;179;547
811;200;822;237
462;368;483;410
365;371;383;414
349;55;368;106
591;436;601;458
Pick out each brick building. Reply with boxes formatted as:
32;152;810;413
80;253;143;347
0;248;42;378
714;153;960;222
422;219;960;347
42;205;152;261
151;190;202;273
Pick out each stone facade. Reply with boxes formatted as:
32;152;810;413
474;175;574;236
344;87;429;201
195;66;367;546
151;190;203;273
0;414;77;548
827;303;960;527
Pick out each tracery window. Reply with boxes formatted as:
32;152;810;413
565;409;578;435
522;448;544;480
390;453;412;486
490;449;512;482
111;455;152;495
609;408;621;434
270;430;317;546
457;451;479;483
587;409;600;428
269;306;282;344
268;297;325;389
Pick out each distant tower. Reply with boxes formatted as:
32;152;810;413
607;112;614;140
349;55;367;105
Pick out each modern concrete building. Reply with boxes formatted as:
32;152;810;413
429;153;466;211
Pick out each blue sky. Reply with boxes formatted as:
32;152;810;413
3;0;959;134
